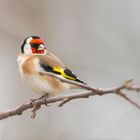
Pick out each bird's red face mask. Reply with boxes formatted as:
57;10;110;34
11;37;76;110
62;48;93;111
30;38;46;54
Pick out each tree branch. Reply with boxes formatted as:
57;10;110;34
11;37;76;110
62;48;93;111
0;76;140;120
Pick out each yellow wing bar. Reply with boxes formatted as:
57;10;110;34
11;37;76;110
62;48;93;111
53;67;76;81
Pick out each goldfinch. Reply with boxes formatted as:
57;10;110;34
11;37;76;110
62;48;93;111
17;36;86;97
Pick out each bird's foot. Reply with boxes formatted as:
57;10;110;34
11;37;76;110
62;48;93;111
40;93;50;106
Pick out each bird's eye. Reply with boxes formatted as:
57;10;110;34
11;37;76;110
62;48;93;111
31;43;38;48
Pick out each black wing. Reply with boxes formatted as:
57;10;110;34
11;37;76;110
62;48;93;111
40;63;86;84
64;67;86;84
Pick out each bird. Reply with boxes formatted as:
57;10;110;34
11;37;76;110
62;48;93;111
17;36;86;98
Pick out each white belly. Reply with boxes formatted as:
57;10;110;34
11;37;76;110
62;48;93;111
24;75;54;95
23;74;72;96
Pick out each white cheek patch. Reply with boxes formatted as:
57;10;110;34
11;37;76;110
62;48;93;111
24;44;32;54
23;37;33;54
26;37;32;44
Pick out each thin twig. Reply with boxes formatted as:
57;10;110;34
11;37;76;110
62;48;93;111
116;91;140;109
0;76;140;120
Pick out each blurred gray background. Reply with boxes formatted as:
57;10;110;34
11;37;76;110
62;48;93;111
0;0;140;139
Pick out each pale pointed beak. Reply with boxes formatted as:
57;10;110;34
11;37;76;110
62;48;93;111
38;44;44;50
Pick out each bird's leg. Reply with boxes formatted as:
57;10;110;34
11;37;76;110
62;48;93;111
40;93;50;106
